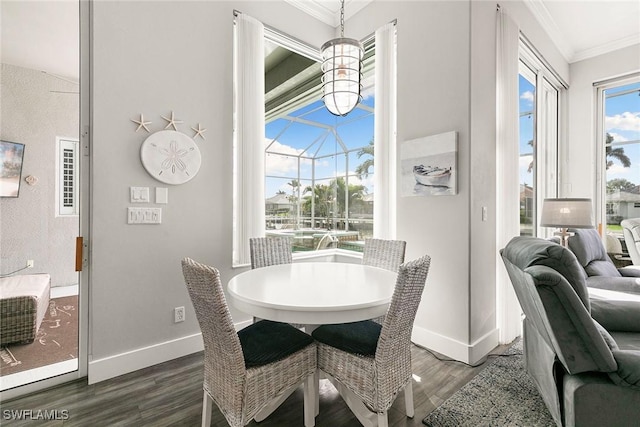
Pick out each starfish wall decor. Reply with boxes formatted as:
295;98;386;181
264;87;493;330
129;111;208;140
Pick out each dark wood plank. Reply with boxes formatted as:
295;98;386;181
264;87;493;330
2;343;509;426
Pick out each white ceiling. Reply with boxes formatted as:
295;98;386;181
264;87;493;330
522;0;640;63
1;1;638;81
1;1;79;81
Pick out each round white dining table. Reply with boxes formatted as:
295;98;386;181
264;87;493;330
227;262;397;328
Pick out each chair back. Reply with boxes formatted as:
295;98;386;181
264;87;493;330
363;238;407;272
181;258;246;419
568;228;621;277
249;237;292;269
375;255;430;408
622;218;640;265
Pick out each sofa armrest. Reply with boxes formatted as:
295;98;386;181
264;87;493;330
587;276;640;294
591;299;640;332
609;350;640;390
619;266;640;278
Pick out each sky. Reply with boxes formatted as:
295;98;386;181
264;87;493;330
519;77;640;189
265;96;375;199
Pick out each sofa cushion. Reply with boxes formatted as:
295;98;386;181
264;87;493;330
237;320;314;368
569;229;621;277
312;320;381;356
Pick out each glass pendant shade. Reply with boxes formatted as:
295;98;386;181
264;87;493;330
321;38;363;116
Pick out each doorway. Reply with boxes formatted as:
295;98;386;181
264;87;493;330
0;0;88;397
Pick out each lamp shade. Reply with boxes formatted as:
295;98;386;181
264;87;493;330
321;38;363;116
540;198;594;228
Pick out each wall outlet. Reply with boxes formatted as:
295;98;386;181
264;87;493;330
174;306;185;323
26;260;34;268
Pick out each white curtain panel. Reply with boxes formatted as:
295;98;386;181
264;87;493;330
496;6;523;343
233;13;265;267
373;22;398;239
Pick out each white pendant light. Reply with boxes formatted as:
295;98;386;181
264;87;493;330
321;0;363;116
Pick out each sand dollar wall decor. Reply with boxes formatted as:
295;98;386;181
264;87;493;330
131;111;207;185
140;130;201;185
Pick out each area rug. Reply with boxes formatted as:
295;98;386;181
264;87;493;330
0;295;78;376
423;339;555;427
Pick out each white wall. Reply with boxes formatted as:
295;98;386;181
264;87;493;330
88;0;333;382
566;44;640;205
0;64;79;287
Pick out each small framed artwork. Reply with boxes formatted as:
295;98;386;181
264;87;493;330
400;131;457;197
0;140;26;198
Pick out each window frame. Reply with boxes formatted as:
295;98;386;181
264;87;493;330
262;29;376;256
518;40;564;237
594;73;640;234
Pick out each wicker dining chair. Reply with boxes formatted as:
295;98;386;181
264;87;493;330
249;237;292;269
249;236;306;328
311;255;431;427
362;238;406;271
181;258;317;427
362;238;407;323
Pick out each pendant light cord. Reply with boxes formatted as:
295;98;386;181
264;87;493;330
340;0;345;37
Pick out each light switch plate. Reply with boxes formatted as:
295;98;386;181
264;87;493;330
156;187;168;204
130;187;150;203
128;207;162;224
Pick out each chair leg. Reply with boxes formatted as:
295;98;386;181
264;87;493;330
202;390;213;427
377;411;388;427
303;373;317;427
314;370;320;416
404;380;414;418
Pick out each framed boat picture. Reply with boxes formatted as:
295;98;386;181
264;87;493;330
0;140;25;198
400;131;457;197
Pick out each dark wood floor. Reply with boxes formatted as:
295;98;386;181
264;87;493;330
2;343;510;426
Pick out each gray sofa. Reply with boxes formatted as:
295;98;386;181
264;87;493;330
501;236;640;426
622;218;640;265
567;228;640;294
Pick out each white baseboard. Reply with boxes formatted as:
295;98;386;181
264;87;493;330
88;333;204;384
411;325;499;366
88;321;254;384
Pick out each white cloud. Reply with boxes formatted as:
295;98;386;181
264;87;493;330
607;163;631;176
265;138;311;175
519;155;533;169
520;91;534;104
606;112;640;132
608;132;629;142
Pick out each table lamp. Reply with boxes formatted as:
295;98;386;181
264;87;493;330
540;198;594;247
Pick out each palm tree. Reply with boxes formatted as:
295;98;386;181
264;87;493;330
605;133;631;170
286;179;300;228
302;184;333;220
333;177;367;217
355;140;374;179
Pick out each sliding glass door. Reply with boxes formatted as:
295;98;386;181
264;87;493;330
518;44;561;237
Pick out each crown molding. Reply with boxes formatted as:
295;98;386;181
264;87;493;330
571;34;640;63
284;0;373;28
285;0;336;26
522;0;573;63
